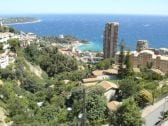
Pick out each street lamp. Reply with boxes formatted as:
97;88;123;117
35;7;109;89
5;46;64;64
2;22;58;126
78;113;83;126
67;107;72;126
67;107;72;112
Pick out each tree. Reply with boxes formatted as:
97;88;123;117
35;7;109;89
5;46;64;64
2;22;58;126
135;89;153;108
9;27;16;33
69;86;107;125
8;39;20;52
96;58;114;70
146;61;153;69
111;99;143;126
0;65;16;80
24;45;78;77
20;78;42;93
118;41;126;78
24;44;40;64
85;86;107;125
119;77;141;99
86;94;107;125
0;43;4;53
125;51;133;76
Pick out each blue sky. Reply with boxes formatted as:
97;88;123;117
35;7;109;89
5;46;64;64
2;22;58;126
0;0;168;15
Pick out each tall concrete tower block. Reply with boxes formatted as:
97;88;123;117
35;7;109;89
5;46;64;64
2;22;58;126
103;22;119;58
136;40;148;52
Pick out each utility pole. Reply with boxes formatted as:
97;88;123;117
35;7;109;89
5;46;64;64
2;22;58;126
78;82;86;126
163;97;168;114
81;86;86;126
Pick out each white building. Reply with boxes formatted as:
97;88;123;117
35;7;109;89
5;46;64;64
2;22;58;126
0;50;17;69
0;32;15;43
19;32;37;47
0;52;9;69
59;34;64;39
159;48;168;56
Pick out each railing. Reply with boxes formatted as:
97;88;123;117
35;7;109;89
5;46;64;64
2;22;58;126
154;93;168;103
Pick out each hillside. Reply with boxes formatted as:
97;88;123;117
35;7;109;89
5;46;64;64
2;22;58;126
0;17;39;25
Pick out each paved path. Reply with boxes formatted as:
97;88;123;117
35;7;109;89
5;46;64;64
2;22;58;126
142;96;168;126
0;107;7;126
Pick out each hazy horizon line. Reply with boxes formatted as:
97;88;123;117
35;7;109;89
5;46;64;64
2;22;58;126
0;12;168;17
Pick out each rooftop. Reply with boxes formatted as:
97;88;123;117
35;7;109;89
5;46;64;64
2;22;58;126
107;101;122;111
107;22;119;26
99;81;119;90
82;77;102;83
92;70;104;76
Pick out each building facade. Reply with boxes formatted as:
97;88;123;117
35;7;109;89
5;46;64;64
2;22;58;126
0;53;9;69
115;50;168;73
104;22;119;58
159;48;168;56
136;40;149;52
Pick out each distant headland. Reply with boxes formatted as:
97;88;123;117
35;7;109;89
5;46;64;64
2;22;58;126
0;17;41;25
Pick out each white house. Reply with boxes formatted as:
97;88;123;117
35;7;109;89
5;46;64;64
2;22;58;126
0;53;9;69
99;81;119;102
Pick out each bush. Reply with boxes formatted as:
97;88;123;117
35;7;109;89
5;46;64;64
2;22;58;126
136;89;153;108
96;58;114;70
24;45;78;77
5;117;11;123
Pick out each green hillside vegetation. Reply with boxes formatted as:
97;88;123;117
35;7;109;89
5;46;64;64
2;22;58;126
0;39;108;125
40;35;89;44
0;38;168;126
0;25;16;33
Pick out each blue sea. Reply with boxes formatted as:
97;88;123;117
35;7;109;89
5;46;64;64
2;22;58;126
3;14;168;51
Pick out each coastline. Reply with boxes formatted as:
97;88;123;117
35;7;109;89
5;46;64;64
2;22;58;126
78;41;102;52
6;19;42;25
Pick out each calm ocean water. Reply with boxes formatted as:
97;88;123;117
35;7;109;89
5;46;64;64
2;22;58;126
6;14;168;51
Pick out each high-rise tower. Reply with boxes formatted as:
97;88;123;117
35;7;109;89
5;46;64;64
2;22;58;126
103;22;119;58
136;40;148;52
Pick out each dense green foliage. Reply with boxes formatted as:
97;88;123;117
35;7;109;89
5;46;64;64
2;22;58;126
67;86;107;125
24;44;78;77
0;31;168;126
125;51;133;76
135;89;153;108
110;99;143;126
0;43;4;53
118;42;126;78
0;60;80;125
0;41;109;125
118;42;133;78
55;69;91;81
41;35;88;44
0;26;16;33
96;58;114;70
118;70;167;108
119;77;141;99
8;39;20;53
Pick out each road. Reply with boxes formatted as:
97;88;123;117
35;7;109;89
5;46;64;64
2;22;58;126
142;97;168;126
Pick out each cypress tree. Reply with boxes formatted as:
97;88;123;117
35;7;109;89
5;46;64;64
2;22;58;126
125;50;133;76
118;40;126;78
